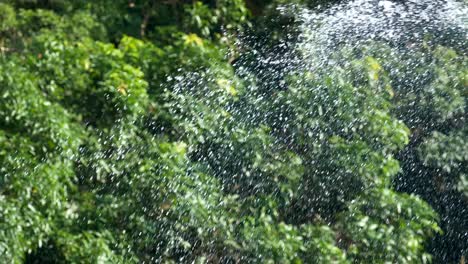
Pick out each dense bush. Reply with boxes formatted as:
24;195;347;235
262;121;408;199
0;0;466;263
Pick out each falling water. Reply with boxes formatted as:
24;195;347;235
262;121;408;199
297;0;467;67
1;0;466;262
229;0;467;262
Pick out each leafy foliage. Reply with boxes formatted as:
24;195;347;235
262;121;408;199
0;0;465;263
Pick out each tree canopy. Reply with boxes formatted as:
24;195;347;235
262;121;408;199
0;0;466;263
